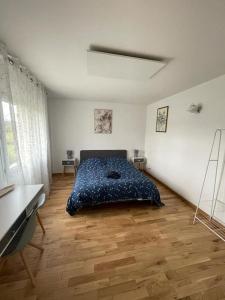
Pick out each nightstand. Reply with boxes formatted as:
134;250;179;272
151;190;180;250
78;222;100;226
62;159;78;176
131;157;146;171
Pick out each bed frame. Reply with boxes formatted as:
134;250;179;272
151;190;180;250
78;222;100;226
80;150;127;163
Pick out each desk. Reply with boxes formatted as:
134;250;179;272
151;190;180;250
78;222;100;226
0;184;44;257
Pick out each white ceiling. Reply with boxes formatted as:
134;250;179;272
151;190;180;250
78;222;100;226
0;0;225;104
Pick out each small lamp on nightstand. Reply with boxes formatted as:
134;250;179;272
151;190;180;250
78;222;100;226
134;149;139;158
66;150;74;160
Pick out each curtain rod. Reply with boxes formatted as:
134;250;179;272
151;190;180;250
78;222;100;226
7;54;41;87
0;42;44;88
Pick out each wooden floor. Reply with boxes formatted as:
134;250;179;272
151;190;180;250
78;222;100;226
1;174;225;300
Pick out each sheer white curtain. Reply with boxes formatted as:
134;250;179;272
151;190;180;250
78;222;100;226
0;42;51;193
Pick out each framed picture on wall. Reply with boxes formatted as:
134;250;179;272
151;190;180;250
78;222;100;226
156;106;169;132
94;109;112;134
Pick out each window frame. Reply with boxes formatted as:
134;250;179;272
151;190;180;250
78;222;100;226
0;100;7;185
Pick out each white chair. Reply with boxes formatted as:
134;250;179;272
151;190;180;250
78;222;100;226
36;193;46;234
2;207;44;287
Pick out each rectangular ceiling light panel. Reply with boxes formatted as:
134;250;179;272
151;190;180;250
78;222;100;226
87;50;166;80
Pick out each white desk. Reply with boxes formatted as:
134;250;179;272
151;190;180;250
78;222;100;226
0;184;44;256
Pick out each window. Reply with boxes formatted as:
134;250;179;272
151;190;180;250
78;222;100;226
1;101;17;168
0;100;19;186
0;135;6;188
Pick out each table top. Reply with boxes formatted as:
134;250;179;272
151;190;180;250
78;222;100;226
0;184;43;241
131;156;145;161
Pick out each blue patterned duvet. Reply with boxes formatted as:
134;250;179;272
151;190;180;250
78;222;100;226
66;157;163;215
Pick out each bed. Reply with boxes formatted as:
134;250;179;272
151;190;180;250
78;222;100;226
66;150;163;215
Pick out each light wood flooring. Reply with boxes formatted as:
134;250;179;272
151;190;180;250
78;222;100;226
1;174;225;300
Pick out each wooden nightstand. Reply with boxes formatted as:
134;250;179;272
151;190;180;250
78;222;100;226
62;159;78;176
131;157;146;171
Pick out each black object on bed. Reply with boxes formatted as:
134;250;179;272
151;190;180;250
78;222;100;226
107;170;121;179
66;150;163;215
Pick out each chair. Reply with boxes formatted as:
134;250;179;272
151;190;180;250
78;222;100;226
2;208;44;287
36;193;46;234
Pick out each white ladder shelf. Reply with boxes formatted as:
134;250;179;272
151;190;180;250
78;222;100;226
193;129;225;241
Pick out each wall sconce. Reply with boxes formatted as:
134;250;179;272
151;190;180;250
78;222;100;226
187;103;202;114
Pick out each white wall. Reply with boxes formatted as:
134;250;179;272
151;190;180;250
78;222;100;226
145;74;225;222
48;99;146;173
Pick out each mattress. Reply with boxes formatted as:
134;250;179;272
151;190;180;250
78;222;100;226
66;157;163;215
